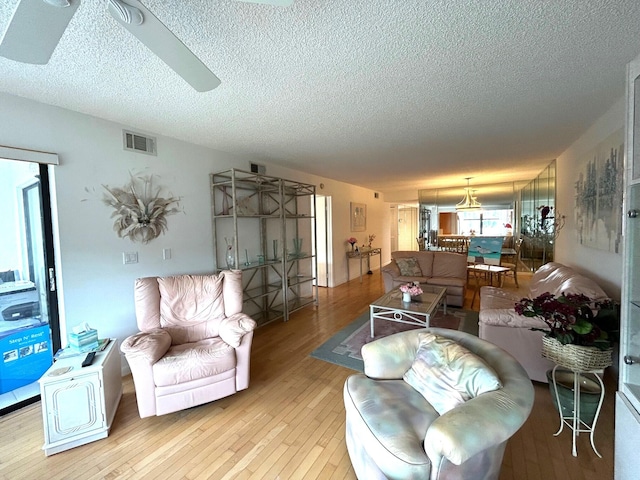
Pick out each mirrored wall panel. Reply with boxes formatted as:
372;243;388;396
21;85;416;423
417;160;556;271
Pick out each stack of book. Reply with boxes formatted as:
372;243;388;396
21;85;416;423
54;338;111;360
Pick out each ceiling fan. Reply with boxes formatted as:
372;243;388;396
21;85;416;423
0;0;294;92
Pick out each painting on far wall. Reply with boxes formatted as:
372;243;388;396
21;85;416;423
574;128;624;253
467;236;504;266
351;202;366;232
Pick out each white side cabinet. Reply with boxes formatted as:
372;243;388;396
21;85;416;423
617;51;640;479
39;340;122;456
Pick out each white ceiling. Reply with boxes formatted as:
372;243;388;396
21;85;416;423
2;0;640;200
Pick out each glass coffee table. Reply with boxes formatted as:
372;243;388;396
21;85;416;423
369;285;447;337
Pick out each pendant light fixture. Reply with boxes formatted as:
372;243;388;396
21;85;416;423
456;177;482;211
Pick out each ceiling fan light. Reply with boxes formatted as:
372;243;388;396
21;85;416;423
108;0;144;26
106;0;220;91
235;0;294;6
0;0;81;64
43;0;71;7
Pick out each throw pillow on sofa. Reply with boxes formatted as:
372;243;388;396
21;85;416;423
395;257;423;276
403;332;502;415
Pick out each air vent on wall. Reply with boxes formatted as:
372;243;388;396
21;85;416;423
250;162;266;174
123;130;157;156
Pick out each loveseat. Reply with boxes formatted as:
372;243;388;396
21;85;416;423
344;328;534;480
479;262;608;383
381;251;468;307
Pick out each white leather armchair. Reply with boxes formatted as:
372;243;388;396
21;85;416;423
121;270;256;418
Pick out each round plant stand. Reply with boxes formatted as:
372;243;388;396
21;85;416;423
549;365;606;457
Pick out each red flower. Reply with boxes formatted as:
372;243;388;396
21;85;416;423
515;292;618;349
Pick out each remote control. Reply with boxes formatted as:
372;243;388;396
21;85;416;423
81;351;96;367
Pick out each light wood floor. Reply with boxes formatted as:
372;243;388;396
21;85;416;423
0;271;615;479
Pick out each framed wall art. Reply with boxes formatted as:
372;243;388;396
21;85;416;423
574;128;624;253
350;202;366;232
467;236;505;266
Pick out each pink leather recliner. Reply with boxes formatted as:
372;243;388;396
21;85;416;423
121;270;256;418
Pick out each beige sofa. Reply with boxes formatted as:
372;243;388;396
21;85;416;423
381;251;468;307
479;262;608;383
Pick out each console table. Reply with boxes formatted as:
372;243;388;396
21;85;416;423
347;248;382;283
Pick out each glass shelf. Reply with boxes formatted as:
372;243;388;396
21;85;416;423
211;168;318;325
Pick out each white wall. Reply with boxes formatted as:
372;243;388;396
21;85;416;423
0;93;389;361
555;97;625;299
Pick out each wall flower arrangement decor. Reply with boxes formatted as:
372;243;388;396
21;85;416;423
102;173;181;244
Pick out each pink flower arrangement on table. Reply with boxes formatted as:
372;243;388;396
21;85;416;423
400;282;423;296
347;237;357;246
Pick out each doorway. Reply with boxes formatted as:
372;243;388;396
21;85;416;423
0;157;60;415
397;204;419;251
313;195;332;287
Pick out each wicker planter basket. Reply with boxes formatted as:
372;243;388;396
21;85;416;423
541;336;612;372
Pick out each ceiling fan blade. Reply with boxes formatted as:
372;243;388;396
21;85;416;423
234;0;294;6
0;0;81;64
107;0;221;92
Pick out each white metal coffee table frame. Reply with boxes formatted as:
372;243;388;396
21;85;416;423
369;286;447;337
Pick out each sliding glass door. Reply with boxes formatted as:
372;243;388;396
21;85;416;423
0;158;59;414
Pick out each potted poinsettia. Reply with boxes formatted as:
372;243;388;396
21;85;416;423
515;292;619;371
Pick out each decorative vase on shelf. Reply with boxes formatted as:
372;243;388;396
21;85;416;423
226;247;236;270
402;292;411;303
293;238;303;257
272;239;279;260
225;237;236;269
226;247;236;269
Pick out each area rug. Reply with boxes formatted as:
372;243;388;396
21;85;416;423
310;308;479;372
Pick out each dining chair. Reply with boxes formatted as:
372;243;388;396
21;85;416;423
500;237;523;287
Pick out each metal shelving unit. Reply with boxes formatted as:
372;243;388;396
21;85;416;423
210;169;317;325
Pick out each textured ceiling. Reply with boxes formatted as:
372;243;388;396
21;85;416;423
2;0;640;200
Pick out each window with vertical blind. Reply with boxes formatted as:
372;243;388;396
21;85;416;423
457;210;513;236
